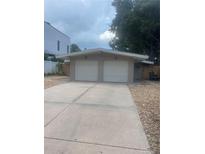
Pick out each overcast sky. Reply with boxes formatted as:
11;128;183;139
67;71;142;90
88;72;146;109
45;0;116;50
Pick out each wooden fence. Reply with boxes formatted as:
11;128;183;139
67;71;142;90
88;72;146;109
142;65;160;80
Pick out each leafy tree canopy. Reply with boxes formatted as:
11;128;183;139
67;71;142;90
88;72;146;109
70;43;81;53
110;0;160;63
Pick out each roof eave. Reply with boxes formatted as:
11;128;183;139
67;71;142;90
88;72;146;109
141;60;154;64
56;49;148;61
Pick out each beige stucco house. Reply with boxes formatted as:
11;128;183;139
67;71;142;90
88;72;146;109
58;48;149;83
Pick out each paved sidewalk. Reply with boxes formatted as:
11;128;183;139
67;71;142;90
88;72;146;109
44;82;151;154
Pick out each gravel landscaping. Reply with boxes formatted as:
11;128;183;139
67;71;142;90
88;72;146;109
44;75;70;89
129;81;160;154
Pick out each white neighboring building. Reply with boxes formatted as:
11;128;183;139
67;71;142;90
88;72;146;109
44;21;71;74
44;21;71;56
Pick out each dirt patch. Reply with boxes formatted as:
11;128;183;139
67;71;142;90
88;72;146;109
129;81;160;154
44;75;70;89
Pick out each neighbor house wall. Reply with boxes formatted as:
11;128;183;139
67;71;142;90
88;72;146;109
69;52;135;82
44;22;71;56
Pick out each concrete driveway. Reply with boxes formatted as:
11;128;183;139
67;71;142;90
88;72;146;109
44;82;151;154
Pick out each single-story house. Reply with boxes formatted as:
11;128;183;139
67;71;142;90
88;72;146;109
58;48;156;83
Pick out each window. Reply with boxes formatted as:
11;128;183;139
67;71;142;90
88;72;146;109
57;40;60;51
67;45;69;53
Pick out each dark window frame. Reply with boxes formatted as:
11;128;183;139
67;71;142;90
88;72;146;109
57;40;60;51
67;45;69;53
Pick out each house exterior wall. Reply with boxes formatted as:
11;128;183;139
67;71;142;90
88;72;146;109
69;53;135;82
44;22;71;56
70;60;75;80
134;63;143;81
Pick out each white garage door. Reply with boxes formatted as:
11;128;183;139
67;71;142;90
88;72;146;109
75;60;98;81
103;61;128;82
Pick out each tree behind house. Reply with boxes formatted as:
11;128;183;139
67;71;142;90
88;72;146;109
110;0;160;63
70;44;81;53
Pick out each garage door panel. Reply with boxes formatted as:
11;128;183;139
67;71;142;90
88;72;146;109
75;60;98;81
103;61;128;82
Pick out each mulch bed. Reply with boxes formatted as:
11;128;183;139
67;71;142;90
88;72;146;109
129;81;160;154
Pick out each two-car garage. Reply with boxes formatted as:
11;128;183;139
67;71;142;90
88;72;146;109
75;60;129;82
67;49;148;83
